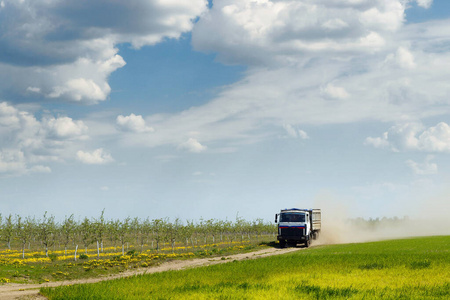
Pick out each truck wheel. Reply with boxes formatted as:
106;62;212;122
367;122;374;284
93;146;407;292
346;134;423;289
304;239;310;248
279;240;286;248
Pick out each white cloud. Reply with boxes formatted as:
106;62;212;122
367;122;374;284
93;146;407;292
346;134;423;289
26;87;41;93
29;1;442;155
283;124;309;139
298;130;309;140
396;47;416;69
364;132;391;149
108;2;433;152
406;155;437;175
179;138;207;153
322;19;348;30
43;116;88;140
30;165;52;174
416;0;433;9
49;78;110;103
418;122;450;152
365;122;450;152
0;149;50;176
0;0;207;104
0;150;26;175
360;2;405;32
116;114;154;133
0;102;94;176
76;148;114;165
323;84;350;100
192;0;408;66
385;47;416;69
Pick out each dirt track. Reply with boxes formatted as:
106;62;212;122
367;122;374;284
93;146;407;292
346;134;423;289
0;246;304;300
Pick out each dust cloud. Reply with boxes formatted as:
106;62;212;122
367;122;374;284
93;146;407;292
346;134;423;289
311;190;450;245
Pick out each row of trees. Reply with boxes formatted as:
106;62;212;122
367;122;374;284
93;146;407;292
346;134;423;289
0;211;276;258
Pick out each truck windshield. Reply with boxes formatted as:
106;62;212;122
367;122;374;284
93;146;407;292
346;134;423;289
280;213;305;222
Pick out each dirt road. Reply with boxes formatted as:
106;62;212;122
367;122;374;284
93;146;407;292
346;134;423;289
0;246;303;300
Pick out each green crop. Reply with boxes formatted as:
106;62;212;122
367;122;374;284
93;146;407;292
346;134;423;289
41;236;450;299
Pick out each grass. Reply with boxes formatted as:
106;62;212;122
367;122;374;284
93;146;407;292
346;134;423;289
0;240;271;283
40;236;450;299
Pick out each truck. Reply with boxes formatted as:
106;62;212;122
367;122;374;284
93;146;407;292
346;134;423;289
274;208;321;248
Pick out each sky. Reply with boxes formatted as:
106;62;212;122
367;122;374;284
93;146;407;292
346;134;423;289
1;0;450;223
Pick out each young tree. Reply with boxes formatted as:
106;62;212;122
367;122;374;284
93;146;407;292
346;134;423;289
61;215;76;255
252;218;265;241
139;218;152;252
151;218;165;252
106;219;119;252
130;217;140;246
79;217;95;254
117;217;130;255
38;212;56;257
2;214;14;250
179;220;194;251
94;210;106;257
235;214;247;242
185;220;196;249
16;216;34;258
166;218;181;253
197;218;208;245
206;219;219;244
224;220;236;246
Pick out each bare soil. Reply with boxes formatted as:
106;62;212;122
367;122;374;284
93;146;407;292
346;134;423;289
0;246;304;300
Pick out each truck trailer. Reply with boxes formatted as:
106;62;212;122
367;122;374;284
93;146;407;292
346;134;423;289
275;208;321;248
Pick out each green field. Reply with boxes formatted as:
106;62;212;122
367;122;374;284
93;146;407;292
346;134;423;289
40;236;450;299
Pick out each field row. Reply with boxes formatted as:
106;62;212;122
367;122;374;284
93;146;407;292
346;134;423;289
0;212;276;257
41;236;450;299
0;238;270;283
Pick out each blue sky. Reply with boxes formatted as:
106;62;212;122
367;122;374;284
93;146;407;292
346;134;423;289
1;0;450;222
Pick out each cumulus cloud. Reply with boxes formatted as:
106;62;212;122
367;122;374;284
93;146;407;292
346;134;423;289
365;122;450;152
179;138;207;153
0;102;93;176
116;114;154;133
192;0;410;66
395;47;416;69
416;0;433;9
0;150;27;175
0;0;207;104
43;116;88;140
3;0;437;157
76;148;114;165
406;155;437;175
112;1;450;155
